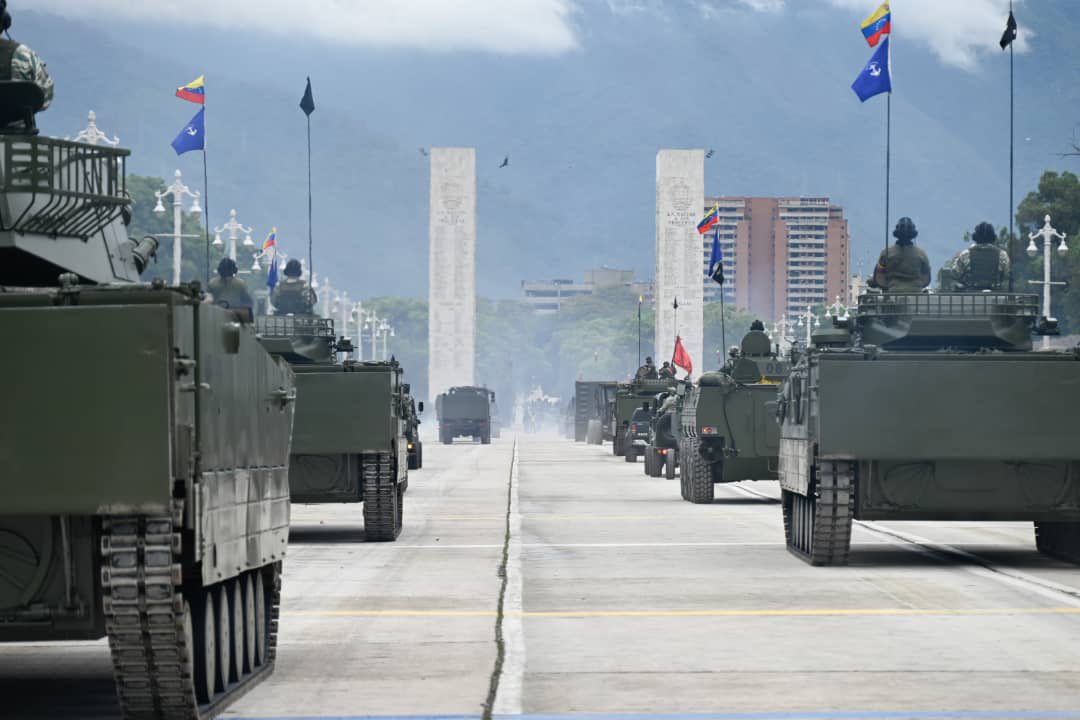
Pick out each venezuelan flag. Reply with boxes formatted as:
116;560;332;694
697;204;720;235
261;227;277;253
860;2;891;47
176;75;206;104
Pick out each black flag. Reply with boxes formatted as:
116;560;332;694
999;11;1017;50
300;77;315;116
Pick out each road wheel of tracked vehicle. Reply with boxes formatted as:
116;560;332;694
227;579;244;684
782;460;854;566
687;439;715;505
252;570;267;667
194;589;218;703
363;451;403;541
242;574;257;674
215;585;232;693
1035;522;1080;564
665;451;677;480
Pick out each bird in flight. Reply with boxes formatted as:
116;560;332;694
705;149;714;159
419;147;428;156
499;155;509;168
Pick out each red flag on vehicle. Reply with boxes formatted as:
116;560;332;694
672;335;693;376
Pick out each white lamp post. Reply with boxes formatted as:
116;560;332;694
796;305;820;346
363;310;380;361
1027;214;1068;350
153;169;202;285
379;319;395;361
213;208;253;263
828;295;849;321
70;110;119;146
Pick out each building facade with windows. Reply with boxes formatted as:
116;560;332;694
521;267;654;314
701;196;849;321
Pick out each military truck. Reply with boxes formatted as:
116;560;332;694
403;384;424;470
611;378;675;456
437;386;494;444
679;329;790;504
0;96;296;718
257;316;410;540
574;380;617;444
644;387;684;479
778;291;1080;566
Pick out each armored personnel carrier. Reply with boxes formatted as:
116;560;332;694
778;291;1080;566
403;383;424;470
679;329;790;504
611;378;675;457
437;386;494;444
0;87;296;718
644;386;684;479
257;316;409;541
573;380;617;443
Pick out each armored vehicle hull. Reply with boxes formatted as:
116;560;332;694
611;379;674;457
0;285;296;718
779;292;1080;565
574;380;617;443
437;386;493;444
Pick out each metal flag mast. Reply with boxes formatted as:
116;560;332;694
1008;0;1015;291
884;39;892;261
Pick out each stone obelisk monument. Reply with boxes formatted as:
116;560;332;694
655;149;704;375
428;147;477;404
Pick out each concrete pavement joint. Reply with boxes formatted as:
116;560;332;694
493;440;525;716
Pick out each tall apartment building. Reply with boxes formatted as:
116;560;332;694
701;196;849;322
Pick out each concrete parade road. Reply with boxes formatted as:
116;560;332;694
4;435;1080;719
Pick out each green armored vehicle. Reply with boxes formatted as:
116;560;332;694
257;316;410;541
574;380;617;444
644;386;684;479
403;383;424;470
611;378;676;457
437;386;494;444
0;95;296;717
778;291;1080;566
679;329;790;504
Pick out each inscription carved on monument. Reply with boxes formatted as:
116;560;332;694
428;148;476;403
655;149;704;374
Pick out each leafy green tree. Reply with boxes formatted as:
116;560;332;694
1017;171;1080;332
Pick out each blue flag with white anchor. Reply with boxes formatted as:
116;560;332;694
852;35;891;102
171;107;205;155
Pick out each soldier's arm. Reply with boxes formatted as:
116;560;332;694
12;45;54;111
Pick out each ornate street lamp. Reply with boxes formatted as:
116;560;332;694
70;110;120;147
213;208;253;262
153;169;201;285
1027;214;1068;349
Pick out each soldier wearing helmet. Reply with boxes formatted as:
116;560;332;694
952;221;1010;291
869;217;932;292
0;1;54;128
208;257;254;310
272;258;318;315
635;356;659;381
658;360;676;379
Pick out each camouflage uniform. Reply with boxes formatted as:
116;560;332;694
208;275;254;310
953;244;1010;291
272;278;317;315
1;39;53;110
872;243;931;292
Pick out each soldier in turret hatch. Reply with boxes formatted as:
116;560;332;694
869;217;932;292
635;356;659;380
658;361;675;379
272;259;317;315
953;221;1010;291
208;258;253;310
0;1;54;125
750;319;765;332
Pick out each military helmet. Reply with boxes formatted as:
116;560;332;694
645;356;654;364
972;222;996;245
893;217;918;242
217;257;238;278
284;258;303;277
750;319;765;331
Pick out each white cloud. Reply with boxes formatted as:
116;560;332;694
34;0;580;54
825;0;1029;70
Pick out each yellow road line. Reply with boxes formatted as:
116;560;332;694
283;607;1080;619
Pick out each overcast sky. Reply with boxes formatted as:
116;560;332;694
34;0;1026;67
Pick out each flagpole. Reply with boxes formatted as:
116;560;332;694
202;102;211;287
307;112;313;285
717;229;727;364
637;298;642;368
885;90;891;259
1008;0;1015;292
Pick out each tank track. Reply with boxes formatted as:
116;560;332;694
1034;521;1080;565
101;505;281;719
782;460;855;566
362;451;403;541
